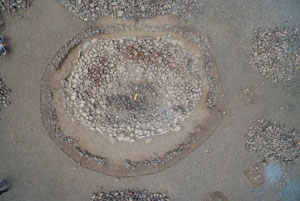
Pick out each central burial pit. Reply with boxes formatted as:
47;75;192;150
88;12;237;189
41;21;223;176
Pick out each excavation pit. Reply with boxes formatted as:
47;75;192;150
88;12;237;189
41;22;223;176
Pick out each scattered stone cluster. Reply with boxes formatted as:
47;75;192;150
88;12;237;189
0;75;11;112
245;118;300;164
60;0;202;21
250;26;300;82
0;0;33;13
91;189;170;201
63;35;202;142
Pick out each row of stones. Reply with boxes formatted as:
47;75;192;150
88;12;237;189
91;189;170;201
91;190;228;201
0;75;11;113
61;0;203;21
45;24;218;168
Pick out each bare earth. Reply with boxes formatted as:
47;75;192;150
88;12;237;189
0;0;300;201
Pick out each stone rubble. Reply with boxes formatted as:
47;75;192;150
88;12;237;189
0;75;11;112
60;0;203;21
250;26;300;82
63;35;202;142
48;25;218;111
91;189;170;201
0;0;33;13
245;118;300;164
43;24;218;167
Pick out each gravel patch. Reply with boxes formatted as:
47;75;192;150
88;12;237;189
0;75;11;112
63;35;202;142
91;189;170;201
250;26;300;82
60;0;203;21
0;0;33;13
245;118;300;164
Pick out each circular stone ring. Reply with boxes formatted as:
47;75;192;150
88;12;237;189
40;22;223;177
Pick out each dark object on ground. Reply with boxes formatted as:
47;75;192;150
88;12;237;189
0;44;6;56
0;35;7;56
0;180;9;195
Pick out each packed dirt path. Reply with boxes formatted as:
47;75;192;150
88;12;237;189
0;0;300;201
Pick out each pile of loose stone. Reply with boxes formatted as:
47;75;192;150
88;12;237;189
0;0;33;13
250;26;300;82
60;0;202;21
0;75;11;112
245;118;300;164
91;190;170;201
63;35;202;143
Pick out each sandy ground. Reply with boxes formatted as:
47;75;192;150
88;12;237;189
0;0;300;201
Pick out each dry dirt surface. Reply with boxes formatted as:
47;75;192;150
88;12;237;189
202;191;228;201
0;0;300;201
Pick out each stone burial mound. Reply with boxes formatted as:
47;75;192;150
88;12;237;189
40;20;223;177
